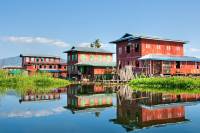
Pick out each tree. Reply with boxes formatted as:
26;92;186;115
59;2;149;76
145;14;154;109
94;39;101;48
90;42;94;48
90;39;101;48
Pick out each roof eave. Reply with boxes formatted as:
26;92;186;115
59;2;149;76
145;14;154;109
20;54;60;58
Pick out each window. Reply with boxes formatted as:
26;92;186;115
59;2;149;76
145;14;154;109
146;44;151;49
135;43;140;52
46;58;49;62
196;63;199;69
106;56;111;62
36;58;39;62
167;46;171;51
49;65;52;69
26;57;29;62
157;44;161;49
126;45;131;53
31;58;34;62
41;58;44;62
75;54;78;61
81;54;86;61
176;47;180;51
176;61;181;69
72;54;74;61
39;65;42;69
72;53;78;61
98;55;102;61
90;55;95;61
50;58;54;62
118;47;122;55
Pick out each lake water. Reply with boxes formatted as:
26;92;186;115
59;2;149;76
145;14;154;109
0;84;200;133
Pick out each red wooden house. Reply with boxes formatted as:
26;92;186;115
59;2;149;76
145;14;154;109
20;54;67;78
64;46;116;80
111;33;200;76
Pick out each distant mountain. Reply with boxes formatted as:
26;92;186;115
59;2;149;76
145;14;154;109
0;56;67;68
0;56;22;68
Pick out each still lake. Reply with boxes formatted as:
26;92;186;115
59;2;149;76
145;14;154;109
0;84;200;133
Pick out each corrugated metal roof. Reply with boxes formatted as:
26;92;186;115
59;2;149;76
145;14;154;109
75;62;116;67
110;33;187;44
64;46;114;54
39;69;62;73
20;54;60;58
139;54;200;62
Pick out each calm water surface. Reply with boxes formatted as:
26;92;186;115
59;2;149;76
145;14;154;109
0;84;200;133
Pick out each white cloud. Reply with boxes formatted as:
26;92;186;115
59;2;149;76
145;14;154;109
78;42;91;47
0;36;69;48
190;48;200;52
0;106;66;118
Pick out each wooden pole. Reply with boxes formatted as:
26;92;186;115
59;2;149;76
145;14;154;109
150;60;152;76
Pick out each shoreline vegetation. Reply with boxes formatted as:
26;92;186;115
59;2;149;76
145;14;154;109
0;70;70;95
2;68;200;95
129;77;200;94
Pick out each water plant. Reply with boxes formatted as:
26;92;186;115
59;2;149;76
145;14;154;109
129;77;200;94
0;70;70;95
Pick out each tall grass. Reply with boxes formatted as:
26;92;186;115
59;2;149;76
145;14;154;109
0;70;70;95
129;77;200;93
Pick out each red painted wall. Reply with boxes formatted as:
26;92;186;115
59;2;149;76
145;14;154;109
116;38;184;69
141;39;184;56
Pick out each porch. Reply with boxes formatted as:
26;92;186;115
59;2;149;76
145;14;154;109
139;54;200;76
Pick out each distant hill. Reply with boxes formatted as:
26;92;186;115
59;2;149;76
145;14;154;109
0;56;22;68
0;56;67;68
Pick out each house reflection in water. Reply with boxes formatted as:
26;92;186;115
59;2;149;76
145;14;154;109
66;84;115;116
19;88;67;103
111;86;200;131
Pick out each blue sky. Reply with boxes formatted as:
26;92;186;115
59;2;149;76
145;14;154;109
0;0;200;60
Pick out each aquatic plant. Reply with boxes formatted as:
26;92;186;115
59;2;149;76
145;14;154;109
0;70;70;95
129;77;200;89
